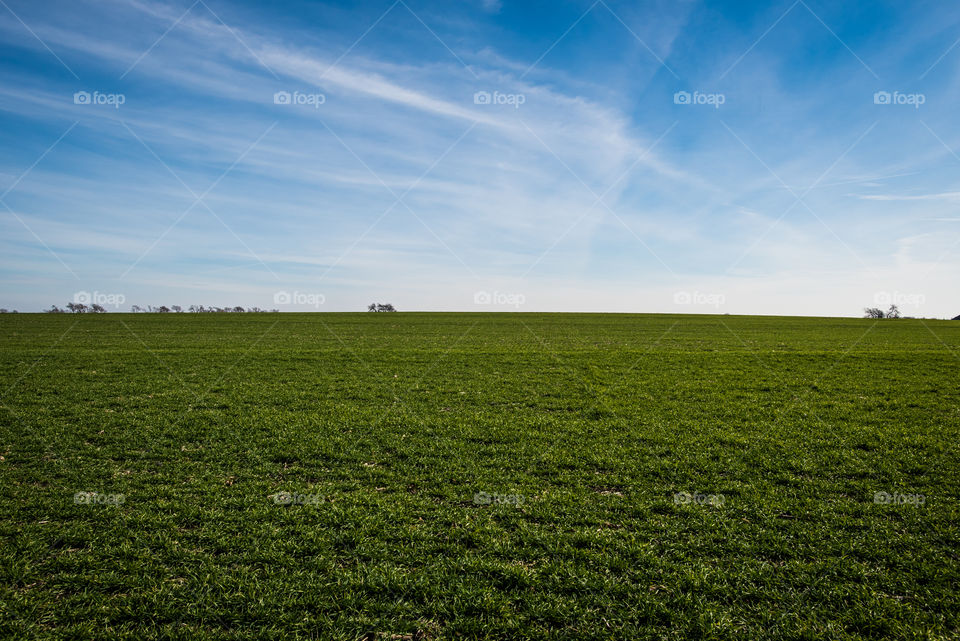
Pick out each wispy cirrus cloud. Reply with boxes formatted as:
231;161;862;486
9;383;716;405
856;191;960;201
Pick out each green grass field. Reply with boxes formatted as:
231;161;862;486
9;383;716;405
1;312;958;640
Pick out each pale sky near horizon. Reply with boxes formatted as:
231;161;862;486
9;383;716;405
0;0;958;316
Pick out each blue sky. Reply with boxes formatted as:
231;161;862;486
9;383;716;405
0;0;958;315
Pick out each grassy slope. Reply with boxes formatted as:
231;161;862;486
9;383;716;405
0;313;958;640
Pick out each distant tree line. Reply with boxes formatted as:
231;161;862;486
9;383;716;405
0;309;19;313
367;303;397;312
45;303;108;313
133;305;276;313
44;303;277;313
